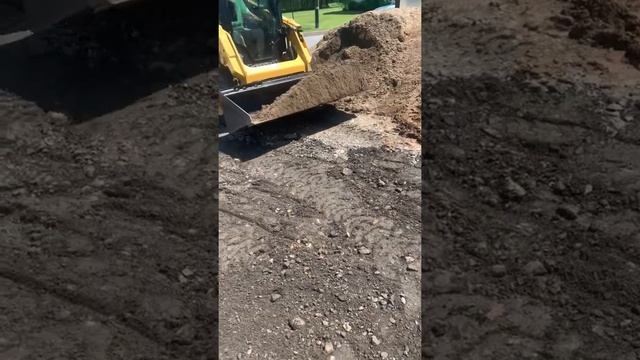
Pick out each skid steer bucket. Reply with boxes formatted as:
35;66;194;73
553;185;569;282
220;72;306;135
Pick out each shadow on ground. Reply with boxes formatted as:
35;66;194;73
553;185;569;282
0;0;215;123
219;105;355;161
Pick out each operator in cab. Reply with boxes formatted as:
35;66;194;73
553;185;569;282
227;0;277;62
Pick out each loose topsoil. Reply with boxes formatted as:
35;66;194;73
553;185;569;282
0;1;217;359
254;8;421;139
425;0;640;358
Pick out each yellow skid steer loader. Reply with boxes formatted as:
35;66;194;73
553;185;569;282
218;0;314;134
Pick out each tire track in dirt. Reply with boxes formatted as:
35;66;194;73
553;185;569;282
251;154;418;279
0;266;169;347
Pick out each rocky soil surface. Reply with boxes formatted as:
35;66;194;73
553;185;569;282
424;0;640;358
0;1;217;359
219;112;421;359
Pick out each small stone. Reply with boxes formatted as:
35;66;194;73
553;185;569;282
380;351;389;358
324;342;334;354
491;264;507;277
341;168;353;176
554;180;567;193
48;111;68;123
407;262;420;272
288;317;305;330
181;268;195;277
270;293;282;302
584;184;593;195
606;103;624;112
343;322;352;332
83;165;96;178
371;335;382;346
524;260;546;276
505;177;527;198
377;179;386;187
358;247;372;255
557;204;579;220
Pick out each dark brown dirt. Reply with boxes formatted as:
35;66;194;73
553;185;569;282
0;1;217;359
254;8;421;139
425;0;640;358
565;0;640;65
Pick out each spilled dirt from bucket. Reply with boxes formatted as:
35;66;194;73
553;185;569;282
251;64;367;123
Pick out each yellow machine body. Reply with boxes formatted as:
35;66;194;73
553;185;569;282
218;14;316;134
218;17;312;86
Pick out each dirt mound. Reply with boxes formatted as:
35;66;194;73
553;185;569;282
252;64;367;123
564;0;640;65
253;8;421;139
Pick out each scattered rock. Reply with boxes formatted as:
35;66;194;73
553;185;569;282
524;260;547;276
342;168;353;176
288;317;305;330
584;184;593;195
83;165;96;178
606;103;624;112
557;204;579;220
181;267;195;277
343;322;352;332
324;342;334;354
371;335;382;346
491;264;507;277
504;177;527;199
358;246;372;255
270;293;282;302
407;262;420;272
48;111;69;124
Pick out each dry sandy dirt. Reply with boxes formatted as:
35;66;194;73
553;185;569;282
219;8;421;360
424;0;640;358
0;1;217;359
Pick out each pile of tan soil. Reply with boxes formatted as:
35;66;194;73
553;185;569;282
254;8;421;139
564;0;640;65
